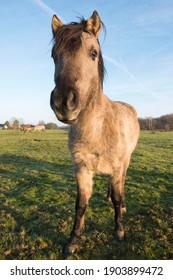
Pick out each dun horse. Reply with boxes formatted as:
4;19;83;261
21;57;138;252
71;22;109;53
50;11;140;254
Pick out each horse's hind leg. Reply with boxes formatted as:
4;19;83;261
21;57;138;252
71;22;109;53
107;180;112;202
121;171;127;214
121;159;131;214
110;171;126;242
64;169;93;255
108;177;126;213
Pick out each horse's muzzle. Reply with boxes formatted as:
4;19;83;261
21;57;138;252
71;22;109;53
50;88;79;124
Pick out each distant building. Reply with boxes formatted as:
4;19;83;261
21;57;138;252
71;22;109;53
0;124;13;130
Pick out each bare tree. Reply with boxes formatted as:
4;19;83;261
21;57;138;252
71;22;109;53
38;120;46;125
13;119;20;130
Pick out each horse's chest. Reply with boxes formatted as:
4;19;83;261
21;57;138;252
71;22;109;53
69;127;117;174
71;145;115;175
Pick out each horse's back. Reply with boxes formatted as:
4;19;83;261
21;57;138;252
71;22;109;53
114;101;138;116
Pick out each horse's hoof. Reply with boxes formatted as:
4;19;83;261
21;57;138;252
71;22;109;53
115;230;124;243
64;244;78;255
122;207;126;214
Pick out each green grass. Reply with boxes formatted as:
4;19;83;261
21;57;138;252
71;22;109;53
0;130;173;260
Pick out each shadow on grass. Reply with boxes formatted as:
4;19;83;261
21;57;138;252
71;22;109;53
0;153;76;259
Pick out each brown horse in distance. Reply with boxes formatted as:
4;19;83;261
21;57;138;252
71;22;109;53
50;11;140;254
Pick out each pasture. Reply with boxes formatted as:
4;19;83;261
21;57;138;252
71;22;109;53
0;130;172;260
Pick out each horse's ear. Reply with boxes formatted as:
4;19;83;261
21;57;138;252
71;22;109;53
52;15;63;35
84;10;102;37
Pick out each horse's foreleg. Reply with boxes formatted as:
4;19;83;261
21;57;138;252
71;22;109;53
64;170;93;254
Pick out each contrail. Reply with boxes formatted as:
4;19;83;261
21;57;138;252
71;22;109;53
103;54;163;100
33;0;66;22
33;1;162;101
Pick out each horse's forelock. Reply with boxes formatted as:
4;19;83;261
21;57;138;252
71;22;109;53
52;22;83;56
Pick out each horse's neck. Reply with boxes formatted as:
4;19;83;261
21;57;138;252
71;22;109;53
71;89;107;139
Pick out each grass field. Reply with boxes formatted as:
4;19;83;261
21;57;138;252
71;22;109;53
0;129;173;260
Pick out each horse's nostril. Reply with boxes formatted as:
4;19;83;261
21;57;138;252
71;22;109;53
66;91;78;111
50;89;63;113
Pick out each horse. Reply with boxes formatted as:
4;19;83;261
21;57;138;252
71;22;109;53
20;125;35;132
34;125;45;132
50;10;140;254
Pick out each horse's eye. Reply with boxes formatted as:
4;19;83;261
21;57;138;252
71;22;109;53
91;49;98;60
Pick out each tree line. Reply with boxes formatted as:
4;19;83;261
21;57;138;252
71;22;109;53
1;113;173;131
139;113;173;131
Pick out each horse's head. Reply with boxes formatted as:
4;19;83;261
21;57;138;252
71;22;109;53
50;11;104;124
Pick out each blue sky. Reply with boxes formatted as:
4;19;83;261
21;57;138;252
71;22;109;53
0;0;173;125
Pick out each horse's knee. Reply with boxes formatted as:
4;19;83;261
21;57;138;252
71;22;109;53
75;199;88;216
